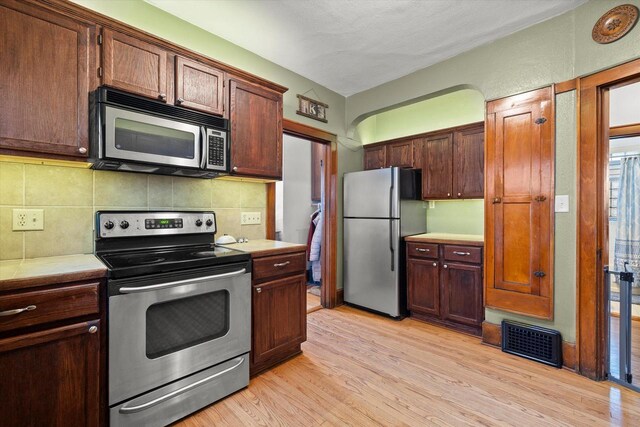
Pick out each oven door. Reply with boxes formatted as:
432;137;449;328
103;105;201;169
108;263;251;405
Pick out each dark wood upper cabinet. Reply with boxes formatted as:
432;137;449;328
363;145;387;170
412;138;425;170
311;142;324;202
441;262;483;327
386;140;414;168
0;320;101;427
407;258;440;317
485;87;554;319
0;2;95;158
229;79;283;179
423;133;453;199
175;56;224;115
453;126;484;198
102;28;168;101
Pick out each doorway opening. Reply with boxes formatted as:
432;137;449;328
275;134;325;313
605;80;640;391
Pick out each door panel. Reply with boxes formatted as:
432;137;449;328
344;218;400;316
453;126;484;198
386;141;413;168
423;133;453;199
175;56;224;115
407;258;440;316
442;263;482;327
343;168;398;218
364;145;386;170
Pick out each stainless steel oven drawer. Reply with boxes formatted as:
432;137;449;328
110;354;249;427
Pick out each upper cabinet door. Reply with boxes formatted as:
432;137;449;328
485;87;554;319
102;29;168;101
175;56;224;115
422;133;453;199
0;3;95;158
386;141;413;168
453;125;484;198
229;79;283;179
363;145;386;170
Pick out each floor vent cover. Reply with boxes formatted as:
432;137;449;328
501;321;562;368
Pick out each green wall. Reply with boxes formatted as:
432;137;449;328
346;0;640;343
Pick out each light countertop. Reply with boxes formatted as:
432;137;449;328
405;233;484;246
219;239;306;258
0;254;107;292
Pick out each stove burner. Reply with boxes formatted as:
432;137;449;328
192;251;217;257
126;254;167;265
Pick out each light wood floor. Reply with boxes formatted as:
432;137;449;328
176;306;640;426
609;316;640;386
306;287;322;313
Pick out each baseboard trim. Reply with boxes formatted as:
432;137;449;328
481;321;576;371
336;289;344;306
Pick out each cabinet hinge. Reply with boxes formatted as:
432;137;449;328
535;117;547;125
97;67;103;78
534;271;546;278
97;34;103;45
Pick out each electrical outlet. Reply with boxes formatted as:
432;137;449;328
241;211;261;225
428;201;436;209
12;209;44;231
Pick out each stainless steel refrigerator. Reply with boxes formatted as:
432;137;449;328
343;167;427;318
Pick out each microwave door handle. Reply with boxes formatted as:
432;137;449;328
200;126;207;169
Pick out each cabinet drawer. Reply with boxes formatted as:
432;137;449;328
407;242;438;259
443;245;482;264
252;252;307;281
0;283;99;333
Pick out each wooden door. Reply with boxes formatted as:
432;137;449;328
386;141;413;168
441;263;482;327
175;56;224;115
364;145;386;170
229;79;283;178
251;274;306;366
102;28;168;101
485;87;554;319
311;142;324;202
453;125;484;198
0;3;95;158
407;258;440;316
0;321;100;427
423;133;453;199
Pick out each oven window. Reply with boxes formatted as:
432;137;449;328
114;118;196;159
146;291;229;359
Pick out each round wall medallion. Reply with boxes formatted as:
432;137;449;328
592;4;638;44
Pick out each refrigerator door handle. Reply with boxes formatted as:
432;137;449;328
389;168;395;272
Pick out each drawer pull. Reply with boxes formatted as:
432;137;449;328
453;251;471;256
273;261;291;267
415;248;429;252
0;305;36;317
89;325;98;334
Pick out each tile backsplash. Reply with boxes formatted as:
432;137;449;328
0;160;266;260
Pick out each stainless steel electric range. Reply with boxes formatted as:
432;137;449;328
95;211;251;427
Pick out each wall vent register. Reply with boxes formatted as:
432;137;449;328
501;320;562;368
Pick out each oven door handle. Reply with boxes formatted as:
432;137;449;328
118;268;247;294
118;356;245;414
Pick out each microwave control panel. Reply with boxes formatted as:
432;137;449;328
206;129;227;171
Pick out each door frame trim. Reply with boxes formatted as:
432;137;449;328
266;119;338;308
577;58;640;379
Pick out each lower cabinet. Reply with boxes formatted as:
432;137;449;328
250;249;307;376
407;242;483;335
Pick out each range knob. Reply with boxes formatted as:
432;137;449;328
104;220;115;230
206;219;213;227
120;220;129;229
195;219;203;227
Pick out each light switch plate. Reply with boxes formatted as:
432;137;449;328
555;195;569;213
12;209;44;230
241;211;261;225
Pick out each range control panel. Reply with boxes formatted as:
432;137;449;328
97;211;216;238
206;129;227;171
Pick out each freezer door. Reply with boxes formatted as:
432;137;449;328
344;168;399;218
344;218;400;317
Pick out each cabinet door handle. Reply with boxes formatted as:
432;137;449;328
432;262;437;267
78;147;87;154
274;261;290;267
89;325;98;334
415;248;429;252
534;195;547;202
447;193;451;197
256;287;262;293
176;97;184;104
443;264;448;269
158;93;167;101
457;192;462;197
453;251;471;256
492;197;502;204
232;166;238;172
0;305;36;317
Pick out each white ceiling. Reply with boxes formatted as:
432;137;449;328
147;0;587;97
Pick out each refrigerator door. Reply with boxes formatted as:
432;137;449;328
344;217;400;317
344;168;399;219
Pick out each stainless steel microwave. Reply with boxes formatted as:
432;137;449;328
90;87;229;178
